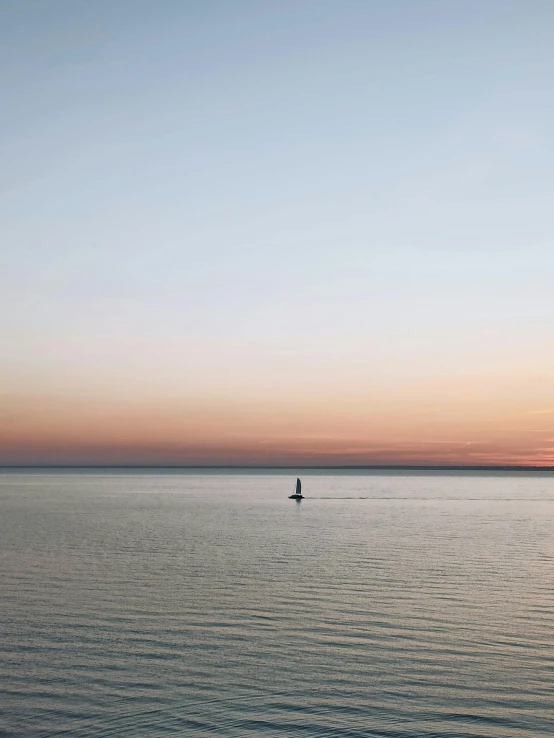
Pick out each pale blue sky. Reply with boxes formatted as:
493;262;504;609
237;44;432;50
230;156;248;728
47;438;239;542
2;1;554;413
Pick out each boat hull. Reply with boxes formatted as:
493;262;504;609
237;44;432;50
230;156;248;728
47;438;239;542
288;494;304;499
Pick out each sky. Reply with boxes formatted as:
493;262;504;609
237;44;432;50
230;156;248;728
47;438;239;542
1;0;554;466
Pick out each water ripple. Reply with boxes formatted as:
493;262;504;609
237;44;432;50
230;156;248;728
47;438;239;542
1;471;553;737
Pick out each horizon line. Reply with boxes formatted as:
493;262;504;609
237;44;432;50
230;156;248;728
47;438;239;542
1;464;553;472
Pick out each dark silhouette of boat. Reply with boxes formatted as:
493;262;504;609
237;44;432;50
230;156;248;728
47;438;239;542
289;477;304;499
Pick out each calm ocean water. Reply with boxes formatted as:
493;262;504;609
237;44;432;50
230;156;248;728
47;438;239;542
1;470;553;737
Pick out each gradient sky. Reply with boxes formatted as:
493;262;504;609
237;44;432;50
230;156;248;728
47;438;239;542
1;0;554;466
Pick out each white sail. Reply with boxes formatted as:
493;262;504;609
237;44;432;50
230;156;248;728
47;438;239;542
289;477;303;498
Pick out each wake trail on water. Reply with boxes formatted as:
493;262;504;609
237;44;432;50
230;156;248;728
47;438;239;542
305;496;553;501
306;496;370;499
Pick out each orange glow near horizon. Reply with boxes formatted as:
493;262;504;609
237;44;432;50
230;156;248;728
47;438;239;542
2;372;553;466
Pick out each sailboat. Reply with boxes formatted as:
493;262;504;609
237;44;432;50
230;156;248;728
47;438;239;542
289;477;304;499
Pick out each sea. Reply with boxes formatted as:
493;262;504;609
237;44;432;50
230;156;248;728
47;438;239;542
1;469;553;737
